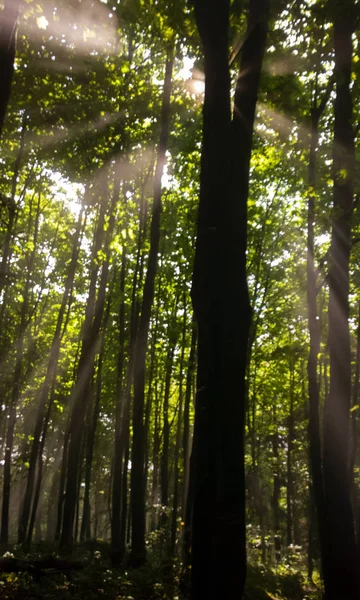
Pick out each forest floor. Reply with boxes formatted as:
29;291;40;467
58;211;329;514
0;542;323;600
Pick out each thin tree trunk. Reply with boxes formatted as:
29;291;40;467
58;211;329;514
1;191;40;546
150;380;162;532
306;81;332;586
119;211;148;559
111;242;127;563
272;428;281;562
81;294;111;542
143;258;164;504
130;47;173;566
182;317;196;523
18;205;86;545
286;358;295;547
81;367;99;540
60;180;118;549
55;423;70;541
160;301;178;527
74;438;85;544
170;297;187;556
323;4;359;597
112;182;148;564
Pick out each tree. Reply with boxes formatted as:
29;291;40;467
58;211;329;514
130;44;174;566
189;0;269;598
322;1;359;597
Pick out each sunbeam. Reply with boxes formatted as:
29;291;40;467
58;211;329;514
19;0;119;58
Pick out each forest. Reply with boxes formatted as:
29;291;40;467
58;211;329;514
0;0;359;598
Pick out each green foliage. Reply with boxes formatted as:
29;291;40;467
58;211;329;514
245;564;322;600
1;0;360;595
0;545;322;600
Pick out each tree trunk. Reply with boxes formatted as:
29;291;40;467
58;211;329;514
119;208;148;559
111;243;128;563
323;3;359;597
150;379;162;532
160;302;178;527
286;358;295;547
182;318;196;522
190;1;268;598
81;284;113;543
306;84;332;587
1;191;40;546
60;181;118;549
55;424;70;541
170;297;187;555
18;205;86;545
130;47;173;566
112;181;148;564
80;360;100;541
271;407;281;562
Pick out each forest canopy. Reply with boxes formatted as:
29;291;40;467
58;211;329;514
1;0;360;599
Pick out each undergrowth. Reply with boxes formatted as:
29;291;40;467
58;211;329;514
0;542;323;600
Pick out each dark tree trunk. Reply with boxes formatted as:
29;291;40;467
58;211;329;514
150;380;162;531
119;212;148;559
55;424;70;541
111;244;128;563
80;326;107;542
307;490;316;581
322;3;359;598
130;48;173;566
143;290;160;503
271;419;281;561
286;359;295;547
112;184;148;564
170;298;187;555
80;282;113;543
306;83;332;587
190;1;268;598
182;318;196;522
160;303;178;527
46;465;60;541
74;438;85;544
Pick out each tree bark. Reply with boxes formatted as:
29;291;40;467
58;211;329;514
111;241;128;563
306;82;332;588
160;301;178;527
190;0;268;598
80;304;109;542
182;317;196;523
130;47;173;566
286;358;295;547
272;427;281;562
323;3;359;597
170;297;187;555
111;180;148;564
